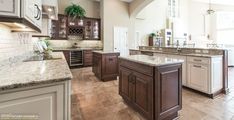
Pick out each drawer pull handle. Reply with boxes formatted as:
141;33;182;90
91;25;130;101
194;59;202;62
193;65;202;68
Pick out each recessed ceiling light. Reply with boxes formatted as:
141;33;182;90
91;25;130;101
48;8;53;12
50;16;55;19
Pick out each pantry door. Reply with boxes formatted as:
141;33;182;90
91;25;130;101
114;26;128;56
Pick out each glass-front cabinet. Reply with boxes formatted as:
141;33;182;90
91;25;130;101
84;19;100;40
51;15;100;40
51;14;68;40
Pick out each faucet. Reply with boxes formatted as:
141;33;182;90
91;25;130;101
177;47;182;53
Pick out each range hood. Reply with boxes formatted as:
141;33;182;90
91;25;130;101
42;0;58;20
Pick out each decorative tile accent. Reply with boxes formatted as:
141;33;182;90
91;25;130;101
0;24;36;68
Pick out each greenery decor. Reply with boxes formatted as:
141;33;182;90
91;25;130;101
149;33;156;37
65;3;86;19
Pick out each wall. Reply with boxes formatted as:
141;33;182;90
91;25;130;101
101;0;135;51
49;40;102;48
134;0;234;48
0;24;35;67
135;0;168;46
58;0;100;18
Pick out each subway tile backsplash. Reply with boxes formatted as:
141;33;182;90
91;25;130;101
0;24;36;67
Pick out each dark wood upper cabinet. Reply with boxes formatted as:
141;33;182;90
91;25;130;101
51;15;101;40
51;14;68;40
84;18;101;40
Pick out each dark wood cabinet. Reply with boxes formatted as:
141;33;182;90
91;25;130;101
119;58;182;120
51;14;68;40
84;18;101;40
83;50;93;66
51;15;100;40
92;52;120;81
119;66;154;119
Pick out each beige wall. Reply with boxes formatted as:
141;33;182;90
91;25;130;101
58;0;100;18
101;0;135;51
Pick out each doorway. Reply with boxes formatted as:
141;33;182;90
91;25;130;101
113;26;128;56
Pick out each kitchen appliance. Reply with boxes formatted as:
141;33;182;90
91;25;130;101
70;51;83;66
161;29;173;46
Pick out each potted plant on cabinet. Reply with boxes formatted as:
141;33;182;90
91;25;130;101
65;3;86;26
149;33;156;46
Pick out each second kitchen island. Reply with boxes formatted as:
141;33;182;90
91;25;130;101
119;55;183;120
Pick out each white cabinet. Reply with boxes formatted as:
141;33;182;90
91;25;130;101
21;0;42;29
0;0;42;32
0;0;20;17
0;81;71;120
187;63;209;93
187;56;222;94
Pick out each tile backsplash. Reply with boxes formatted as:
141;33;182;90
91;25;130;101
0;24;36;67
49;40;103;48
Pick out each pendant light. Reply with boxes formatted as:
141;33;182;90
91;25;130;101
207;0;215;14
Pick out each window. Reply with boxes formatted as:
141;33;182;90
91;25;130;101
168;0;179;18
216;12;234;45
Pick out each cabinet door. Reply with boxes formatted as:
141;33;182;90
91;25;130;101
103;55;118;75
0;84;65;120
0;0;20;17
119;67;132;100
187;63;209;93
33;0;42;29
133;72;153;120
84;50;93;66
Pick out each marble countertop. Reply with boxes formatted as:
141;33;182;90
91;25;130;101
129;49;223;58
53;47;103;51
119;55;184;66
93;50;120;54
0;52;73;91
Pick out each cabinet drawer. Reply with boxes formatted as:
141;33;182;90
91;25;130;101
187;56;210;64
119;58;154;77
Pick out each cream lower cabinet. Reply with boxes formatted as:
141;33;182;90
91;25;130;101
187;56;222;94
0;81;71;120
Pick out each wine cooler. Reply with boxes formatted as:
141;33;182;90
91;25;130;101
70;51;83;66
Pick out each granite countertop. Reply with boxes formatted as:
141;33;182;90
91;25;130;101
0;52;73;91
53;47;103;51
119;55;184;66
130;49;223;58
93;50;120;54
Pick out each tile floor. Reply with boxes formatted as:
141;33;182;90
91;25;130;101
71;67;234;120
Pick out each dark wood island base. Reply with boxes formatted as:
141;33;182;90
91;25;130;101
118;55;183;120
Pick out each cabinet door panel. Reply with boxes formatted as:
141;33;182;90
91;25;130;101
188;63;209;93
156;65;182;120
134;72;153;120
0;0;20;17
119;67;132;100
104;55;118;75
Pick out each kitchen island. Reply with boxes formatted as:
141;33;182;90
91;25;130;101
92;51;120;81
119;55;183;120
0;52;72;120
